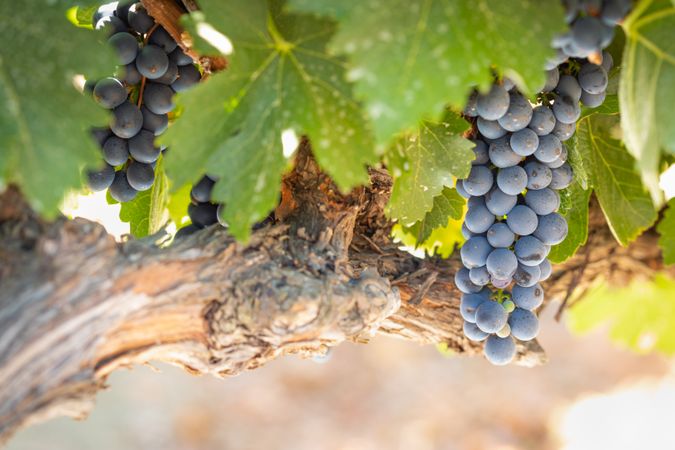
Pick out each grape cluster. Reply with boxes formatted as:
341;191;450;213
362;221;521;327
174;175;223;238
85;1;201;202
547;0;631;66
457;52;618;366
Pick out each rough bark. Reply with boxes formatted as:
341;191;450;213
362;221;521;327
0;143;671;444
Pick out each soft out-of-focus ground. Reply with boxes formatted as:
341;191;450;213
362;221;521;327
7;303;674;450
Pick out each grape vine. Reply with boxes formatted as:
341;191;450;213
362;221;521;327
455;0;627;365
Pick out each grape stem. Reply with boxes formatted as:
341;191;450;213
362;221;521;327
136;23;161;108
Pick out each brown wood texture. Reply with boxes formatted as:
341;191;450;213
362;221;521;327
0;143;671;443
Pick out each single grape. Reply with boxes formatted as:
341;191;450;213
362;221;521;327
119;63;142;85
552;95;581;124
580;89;606;108
534;213;569;245
455;267;483;294
542;68;560;93
171;64;202;92
108;32;138;65
126;161;155;191
510;128;539;156
525;188;560;216
487;222;515;248
460;290;490;322
534;134;563;163
486;248;518;280
469;266;491;286
509;308;540;341
476;84;510;120
136;45;169;80
148;26;177;53
489;140;522;168
484;335;516;365
461;236;494;269
514;264;541;288
96;15;127;36
524;161;552;190
191;176;215;203
498;92;533;132
109;170;138;202
143;83;175;114
476;117;507;139
551;120;576;141
462;165;493;196
506;204;538;236
115;1;133;24
128;3;154;34
546;145;568;169
539;259;553;281
87;163;115;191
463;321;489;342
471;138;490;165
555;75;582;102
128;129;161;163
169;46;194;66
497;166;528;196
571;16;605;52
141;107;169;135
456;181;470;199
102;136;129;166
514;235;548;267
93;77;127;109
601;0;631;25
475;300;509;334
175;224;200;239
512;284;544;310
485;187;517;216
601;50;614;72
578;63;608;94
529;106;556;137
550;163;574;190
188;202;219;228
110;101;143;138
155;60;179;85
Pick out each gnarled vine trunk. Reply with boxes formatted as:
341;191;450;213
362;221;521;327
0;144;671;444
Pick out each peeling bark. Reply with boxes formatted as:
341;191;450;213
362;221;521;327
0;146;671;443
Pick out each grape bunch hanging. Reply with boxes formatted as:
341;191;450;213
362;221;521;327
455;0;627;365
85;1;201;202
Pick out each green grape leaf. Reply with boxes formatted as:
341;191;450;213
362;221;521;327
568;274;675;355
548;181;591;263
162;0;377;240
119;159;170;238
658;198;675;265
0;0;114;215
387;113;473;225
575;113;657;245
619;0;675;203
168;183;192;228
405;187;464;246
289;0;566;144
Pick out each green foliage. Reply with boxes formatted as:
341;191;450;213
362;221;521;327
290;0;567;144
404;187;464;247
119;159;170;238
0;0;113;215
548;181;591;263
386;112;473;225
574;113;657;245
162;0;378;240
658;198;675;265
168;183;192;228
568;274;675;355
620;0;675;203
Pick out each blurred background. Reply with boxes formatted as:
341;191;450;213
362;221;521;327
6;192;675;450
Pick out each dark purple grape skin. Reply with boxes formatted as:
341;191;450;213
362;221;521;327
136;45;169;80
87;164;115;191
171;65;202;92
141;107;169;135
169;47;194;66
154;61;179;85
109;170;138;202
175;224;201;239
108;32;138;65
93;77;127;109
110;101;143;139
143;83;175;114
126;161;156;191
148;26;178;53
188;202;219;228
128;129;161;163
191;176;215;203
102;136;130;166
127;3;154;34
